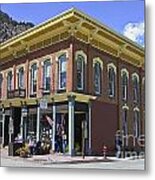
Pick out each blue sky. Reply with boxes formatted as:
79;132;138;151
1;0;145;46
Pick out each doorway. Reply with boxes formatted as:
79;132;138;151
4;116;9;146
74;113;86;155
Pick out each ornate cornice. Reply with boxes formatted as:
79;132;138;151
0;8;144;67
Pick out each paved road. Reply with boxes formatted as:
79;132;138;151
1;156;145;170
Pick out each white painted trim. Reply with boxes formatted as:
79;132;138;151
75;50;87;64
133;106;140;112
121;68;129;78
93;57;103;69
132;72;140;82
122;104;129;110
55;50;69;62
107;63;117;74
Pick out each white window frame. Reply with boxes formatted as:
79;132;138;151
42;59;51;92
18;67;24;89
132;73;139;102
133;107;140;138
0;73;3;98
75;51;87;91
108;63;116;98
30;63;37;95
121;69;129;101
58;54;67;90
93;57;103;95
7;71;13;91
122;105;129;136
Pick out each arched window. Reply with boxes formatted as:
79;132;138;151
30;63;37;95
132;74;139;102
142;77;145;105
133;109;140;138
7;71;13;91
94;62;102;95
76;54;85;90
0;73;2;98
108;65;116;97
122;107;128;135
18;67;24;89
58;54;67;90
43;60;51;92
121;70;128;101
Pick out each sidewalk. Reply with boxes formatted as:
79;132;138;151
0;146;143;165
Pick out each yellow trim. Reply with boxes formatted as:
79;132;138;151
0;92;96;108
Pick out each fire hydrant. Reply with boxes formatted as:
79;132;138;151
102;145;108;159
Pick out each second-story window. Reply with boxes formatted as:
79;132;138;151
7;71;13;91
108;65;116;97
18;67;24;89
58;54;67;90
76;54;84;90
43;60;51;92
121;70;128;101
30;63;37;95
132;74;139;102
94;62;102;95
0;74;2;98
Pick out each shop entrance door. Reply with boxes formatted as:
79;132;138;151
4;116;9;146
74;113;86;155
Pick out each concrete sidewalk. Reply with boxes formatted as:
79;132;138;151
0;146;144;165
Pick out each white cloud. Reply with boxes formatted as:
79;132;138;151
123;22;144;46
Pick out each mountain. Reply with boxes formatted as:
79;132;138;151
0;10;34;43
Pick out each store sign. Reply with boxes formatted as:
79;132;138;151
40;99;48;110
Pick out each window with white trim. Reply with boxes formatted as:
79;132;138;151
132;74;139;102
7;71;13;91
18;67;24;89
94;62;102;95
30;63;37;95
133;110;140;137
43;60;51;92
108;66;115;97
121;71;128;100
122;108;128;135
0;74;2;98
58;54;67;90
76;54;84;90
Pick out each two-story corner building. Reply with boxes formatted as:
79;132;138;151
0;8;145;156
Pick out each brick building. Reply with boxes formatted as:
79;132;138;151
0;8;145;156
